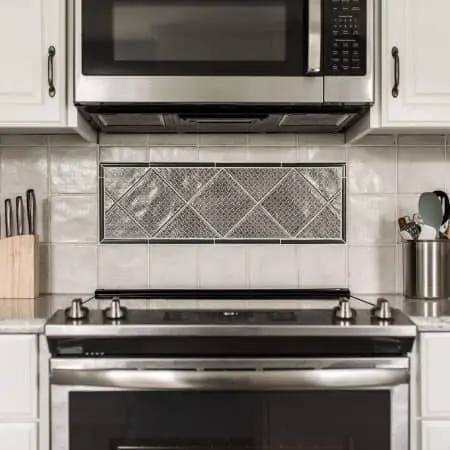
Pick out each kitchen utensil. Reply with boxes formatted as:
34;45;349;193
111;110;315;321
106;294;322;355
403;240;450;299
433;190;450;232
15;196;25;236
4;199;13;238
398;216;421;240
419;224;437;240
26;189;36;235
419;192;443;234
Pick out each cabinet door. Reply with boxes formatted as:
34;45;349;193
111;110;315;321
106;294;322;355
0;424;36;450
0;0;65;125
422;421;450;450
0;335;37;420
421;333;450;418
382;0;450;127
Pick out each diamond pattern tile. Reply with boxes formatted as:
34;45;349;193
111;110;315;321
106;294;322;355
100;163;346;243
103;205;148;240
297;206;342;240
330;191;343;214
156;206;219;239
119;170;185;237
299;167;343;200
103;166;148;200
226;168;287;201
156;167;217;201
103;193;115;212
191;171;256;236
262;170;327;236
227;206;289;239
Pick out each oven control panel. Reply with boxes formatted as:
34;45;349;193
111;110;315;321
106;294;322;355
323;0;367;76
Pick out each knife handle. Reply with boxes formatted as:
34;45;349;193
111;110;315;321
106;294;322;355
26;189;36;235
16;196;25;236
5;199;13;238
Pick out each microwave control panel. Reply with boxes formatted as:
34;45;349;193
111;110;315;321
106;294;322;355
323;0;367;76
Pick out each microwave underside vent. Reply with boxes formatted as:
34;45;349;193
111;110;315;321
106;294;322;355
80;105;368;134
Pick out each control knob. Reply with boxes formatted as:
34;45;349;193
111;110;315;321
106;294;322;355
371;298;393;321
104;297;127;321
334;299;355;321
65;298;88;321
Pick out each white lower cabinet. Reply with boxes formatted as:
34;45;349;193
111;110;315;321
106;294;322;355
0;335;37;420
0;423;36;450
420;333;450;417
422;421;450;450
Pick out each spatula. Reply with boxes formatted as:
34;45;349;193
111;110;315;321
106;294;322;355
419;192;443;236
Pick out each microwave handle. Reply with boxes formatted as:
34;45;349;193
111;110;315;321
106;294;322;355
307;0;322;74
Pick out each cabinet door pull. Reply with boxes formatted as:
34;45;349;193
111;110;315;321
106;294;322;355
392;46;400;98
48;46;56;98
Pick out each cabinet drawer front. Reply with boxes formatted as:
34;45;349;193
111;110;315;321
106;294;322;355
422;421;450;450
0;336;37;419
421;333;450;417
0;423;36;450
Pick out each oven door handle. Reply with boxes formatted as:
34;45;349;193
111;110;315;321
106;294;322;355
307;0;322;74
52;368;409;390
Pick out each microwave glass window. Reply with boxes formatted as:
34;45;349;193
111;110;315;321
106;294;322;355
112;0;287;62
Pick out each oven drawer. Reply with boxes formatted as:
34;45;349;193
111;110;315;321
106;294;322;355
0;423;36;450
0;336;37;419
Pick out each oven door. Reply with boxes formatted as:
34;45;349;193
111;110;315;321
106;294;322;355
51;358;409;450
75;0;324;104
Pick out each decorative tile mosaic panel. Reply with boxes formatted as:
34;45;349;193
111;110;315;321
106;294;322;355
100;163;346;244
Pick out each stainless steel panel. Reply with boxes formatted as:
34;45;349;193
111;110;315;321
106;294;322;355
307;0;322;74
51;357;410;371
45;323;417;338
52;368;409;390
76;76;324;104
324;0;374;103
391;384;409;450
403;240;450;299
74;0;324;104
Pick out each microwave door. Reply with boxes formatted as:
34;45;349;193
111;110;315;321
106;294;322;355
75;0;324;105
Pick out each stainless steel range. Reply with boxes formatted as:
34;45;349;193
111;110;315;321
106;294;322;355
46;289;416;450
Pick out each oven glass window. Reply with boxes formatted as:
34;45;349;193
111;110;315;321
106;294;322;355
82;0;307;76
69;391;391;450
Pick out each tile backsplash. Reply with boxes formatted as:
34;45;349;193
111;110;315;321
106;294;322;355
0;133;448;296
100;163;345;243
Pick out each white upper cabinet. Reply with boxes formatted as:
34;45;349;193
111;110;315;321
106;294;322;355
0;0;65;126
382;0;450;127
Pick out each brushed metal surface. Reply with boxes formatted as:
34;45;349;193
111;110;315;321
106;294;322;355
307;0;322;74
403;240;450;299
45;322;417;337
324;0;374;103
50;357;410;371
52;367;409;390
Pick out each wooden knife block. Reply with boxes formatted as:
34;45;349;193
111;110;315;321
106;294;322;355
0;235;39;299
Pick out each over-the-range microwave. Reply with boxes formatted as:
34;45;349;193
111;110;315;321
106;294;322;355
74;0;374;134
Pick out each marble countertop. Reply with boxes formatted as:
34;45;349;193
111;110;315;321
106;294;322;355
0;294;449;334
0;296;70;333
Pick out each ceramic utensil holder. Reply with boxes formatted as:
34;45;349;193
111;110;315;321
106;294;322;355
0;235;39;299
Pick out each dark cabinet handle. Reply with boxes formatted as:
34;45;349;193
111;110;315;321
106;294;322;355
48;46;56;98
392;46;400;98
